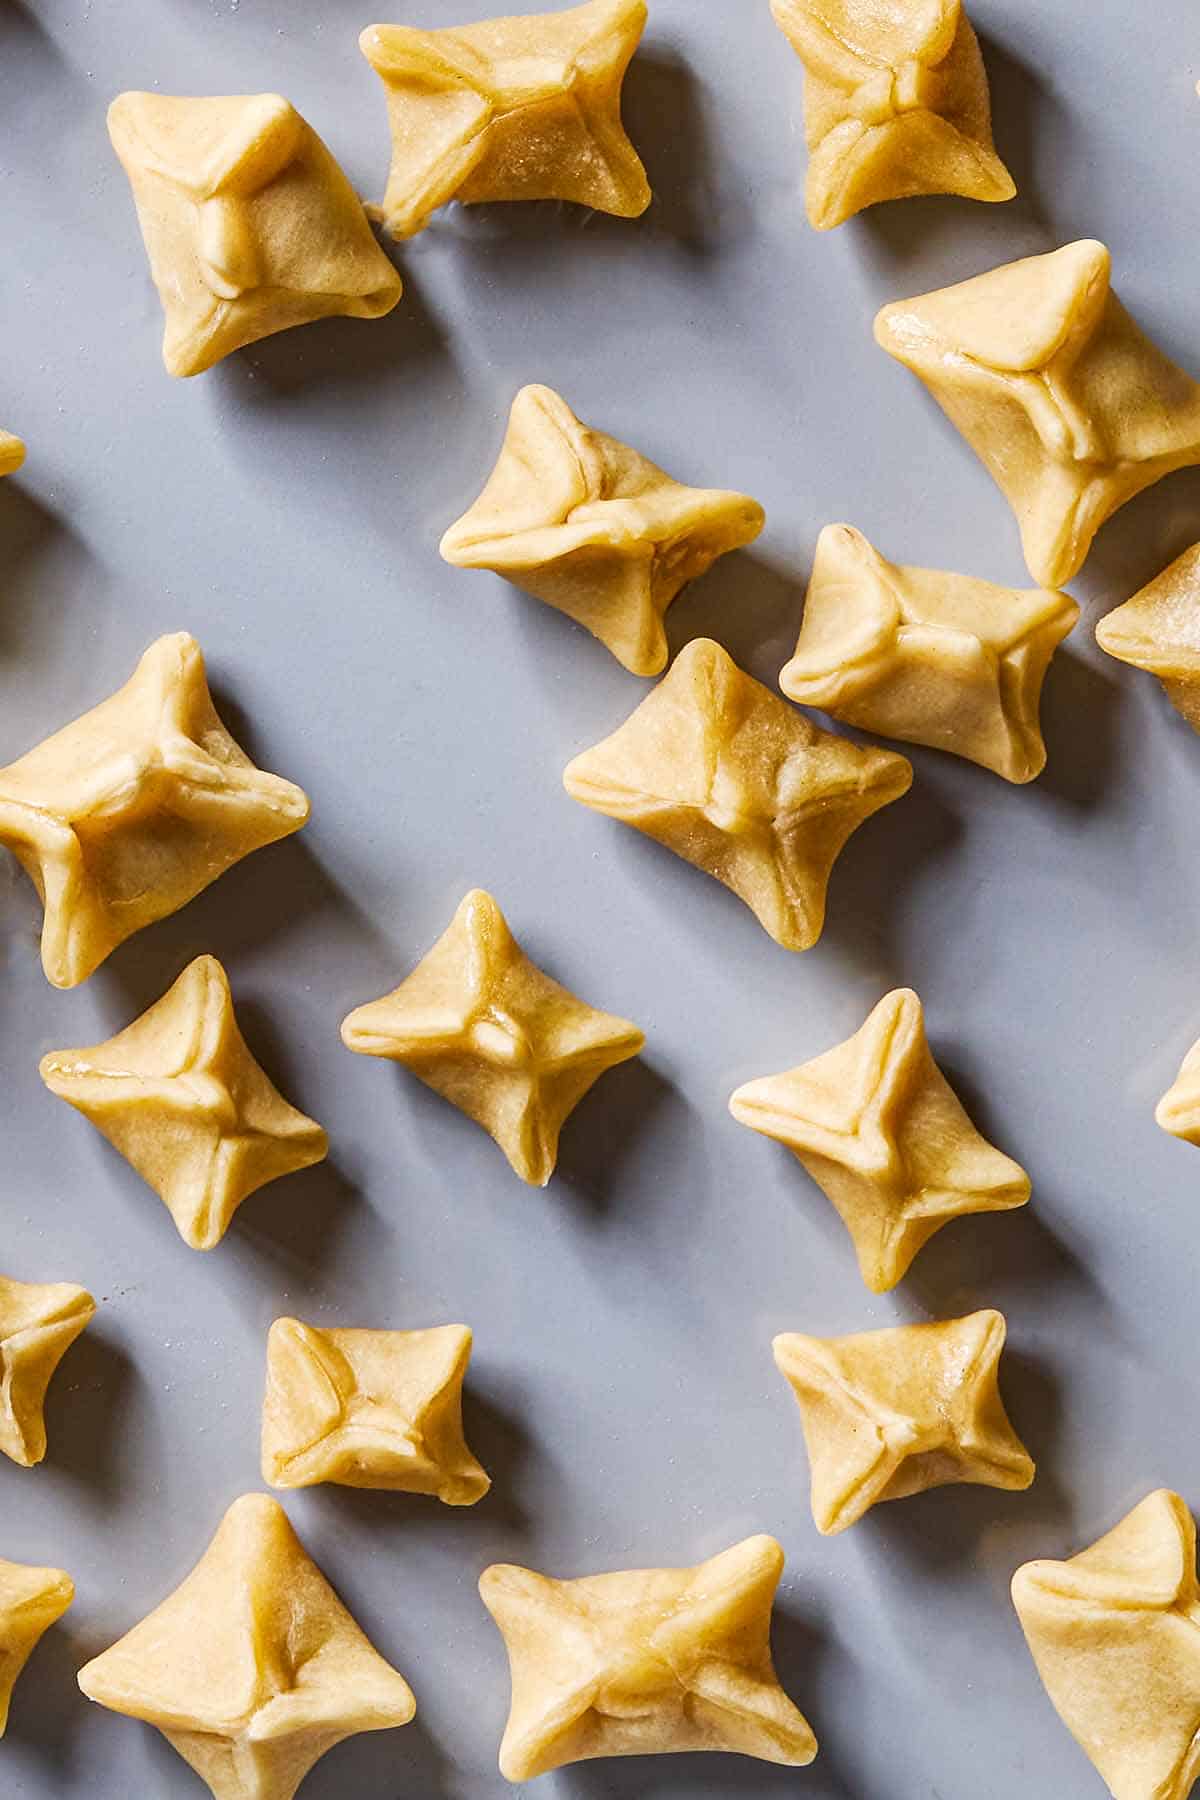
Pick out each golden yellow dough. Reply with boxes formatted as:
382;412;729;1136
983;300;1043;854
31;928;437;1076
78;1493;415;1800
262;1317;489;1502
480;1534;817;1780
341;888;643;1186
360;0;650;238
780;523;1078;781
41;956;327;1251
0;632;310;988
1155;1034;1200;1145
773;1309;1034;1535
563;636;912;950
730;987;1030;1291
875;241;1200;590
1096;542;1200;732
0;1560;74;1734
1013;1489;1200;1800
0;1276;94;1468
108;91;401;377
772;0;1014;230
441;384;764;675
0;431;25;476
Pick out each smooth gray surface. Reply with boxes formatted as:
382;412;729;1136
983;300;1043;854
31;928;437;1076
0;0;1198;1795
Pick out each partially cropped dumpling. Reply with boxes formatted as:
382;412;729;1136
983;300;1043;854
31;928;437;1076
108;91;402;375
360;0;650;238
0;1560;74;1734
0;430;24;475
1013;1490;1200;1800
1096;542;1200;732
441;385;764;675
771;0;1014;230
780;523;1078;781
875;241;1200;588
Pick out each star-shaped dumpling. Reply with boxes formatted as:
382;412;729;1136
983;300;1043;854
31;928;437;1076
875;240;1200;589
108;91;402;377
563;637;912;950
359;0;651;239
441;385;765;675
1155;1032;1200;1145
262;1317;490;1503
341;888;643;1186
729;988;1030;1291
0;1559;74;1734
0;1275;95;1468
1013;1489;1200;1800
0;632;310;988
78;1493;416;1800
772;0;1014;231
1096;542;1200;733
480;1534;817;1780
779;523;1078;781
0;430;24;475
773;1309;1034;1535
41;956;328;1251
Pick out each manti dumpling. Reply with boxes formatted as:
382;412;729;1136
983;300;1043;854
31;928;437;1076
0;1275;95;1467
342;888;643;1186
875;241;1200;589
773;1309;1034;1534
108;91;402;375
1096;542;1200;733
771;0;1014;230
360;0;650;238
0;1559;74;1734
1013;1490;1200;1800
262;1317;490;1503
77;1493;416;1800
480;1534;817;1780
441;384;764;674
779;523;1078;781
564;637;912;950
41;956;328;1250
0;633;309;988
730;988;1030;1291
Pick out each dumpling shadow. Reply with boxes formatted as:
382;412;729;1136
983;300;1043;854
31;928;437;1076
459;1381;538;1539
555;1056;675;1218
209;252;451;402
1076;463;1200;618
41;1327;138;1508
665;547;805;685
231;1157;374;1299
298;1709;455;1800
976;32;1056;234
815;752;962;989
1033;643;1122;813
0;481;101;668
620;49;722;254
95;829;387;1022
1;1605;90;1782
